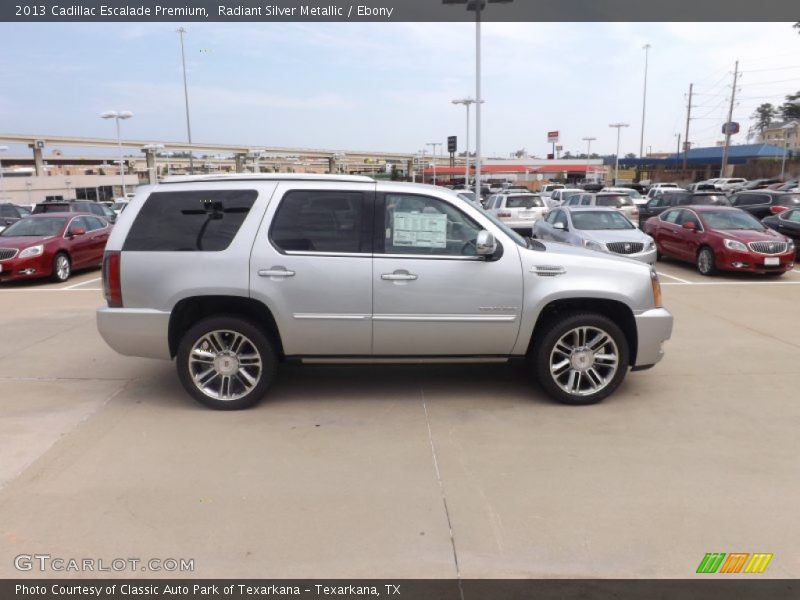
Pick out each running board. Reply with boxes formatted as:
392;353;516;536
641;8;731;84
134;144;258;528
300;357;511;365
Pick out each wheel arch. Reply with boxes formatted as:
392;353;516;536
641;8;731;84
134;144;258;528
168;295;284;360
527;297;638;367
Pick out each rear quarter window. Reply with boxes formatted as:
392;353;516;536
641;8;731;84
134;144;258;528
123;189;257;252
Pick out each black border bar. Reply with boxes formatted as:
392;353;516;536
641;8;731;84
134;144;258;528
2;0;799;22
4;579;800;600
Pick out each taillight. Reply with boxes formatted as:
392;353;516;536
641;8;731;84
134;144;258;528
770;205;787;214
103;251;122;308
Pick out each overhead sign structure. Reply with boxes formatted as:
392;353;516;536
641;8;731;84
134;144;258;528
547;130;560;143
722;122;740;135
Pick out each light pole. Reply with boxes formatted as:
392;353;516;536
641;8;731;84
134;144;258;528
443;0;514;199
100;110;133;197
582;137;596;183
25;181;32;204
452;97;482;187
639;44;651;158
426;142;442;185
419;148;427;184
609;123;629;185
177;27;194;174
0;145;7;201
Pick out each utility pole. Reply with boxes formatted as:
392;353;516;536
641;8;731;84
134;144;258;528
582;136;596;183
177;27;194;174
720;60;739;178
426;142;442;185
609;123;629;185
682;83;694;173
675;133;681;168
639;44;651;158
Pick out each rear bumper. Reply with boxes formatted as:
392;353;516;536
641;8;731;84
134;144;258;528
96;307;171;360
634;307;673;367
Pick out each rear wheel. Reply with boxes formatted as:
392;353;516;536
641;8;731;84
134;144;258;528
531;312;630;406
176;315;278;410
51;252;71;282
697;247;717;276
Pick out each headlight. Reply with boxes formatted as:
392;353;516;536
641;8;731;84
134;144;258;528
582;239;606;252
645;237;656;251
788;239;795;251
723;239;748;252
19;244;44;259
650;267;662;308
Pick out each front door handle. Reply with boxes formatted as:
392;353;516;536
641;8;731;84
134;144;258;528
381;271;418;281
258;267;296;278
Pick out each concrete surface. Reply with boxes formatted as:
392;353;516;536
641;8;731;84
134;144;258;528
0;264;798;578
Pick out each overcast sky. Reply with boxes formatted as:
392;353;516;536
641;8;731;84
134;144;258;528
1;21;798;158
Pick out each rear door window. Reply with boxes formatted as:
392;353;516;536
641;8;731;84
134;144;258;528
123;189;257;252
270;190;370;254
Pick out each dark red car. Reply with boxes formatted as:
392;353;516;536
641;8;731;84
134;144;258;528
644;206;795;276
0;213;111;283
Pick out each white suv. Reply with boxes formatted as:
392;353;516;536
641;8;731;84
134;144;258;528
485;192;548;234
97;174;672;410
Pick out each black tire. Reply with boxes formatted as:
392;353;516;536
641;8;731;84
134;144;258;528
51;252;71;283
530;311;630;406
176;315;278;410
696;246;717;276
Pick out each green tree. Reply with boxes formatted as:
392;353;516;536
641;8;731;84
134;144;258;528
751;103;777;132
780;91;800;121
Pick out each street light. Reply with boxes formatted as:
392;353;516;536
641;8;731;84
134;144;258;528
100;110;133;197
426;142;442;185
639;44;651;158
0;145;7;201
582;137;596;184
452;97;483;187
609;123;629;185
177;27;194;174
443;0;514;199
142;143;165;183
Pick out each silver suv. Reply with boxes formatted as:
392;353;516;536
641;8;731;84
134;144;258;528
97;174;673;410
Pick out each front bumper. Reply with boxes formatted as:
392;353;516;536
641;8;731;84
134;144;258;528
96;307;172;360
634;307;673;367
609;248;657;265
716;248;795;273
0;254;50;282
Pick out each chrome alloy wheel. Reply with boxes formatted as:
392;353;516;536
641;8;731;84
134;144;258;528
55;255;70;281
697;249;713;275
188;330;262;401
548;326;619;397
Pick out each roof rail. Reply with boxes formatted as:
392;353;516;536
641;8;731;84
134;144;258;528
159;173;375;184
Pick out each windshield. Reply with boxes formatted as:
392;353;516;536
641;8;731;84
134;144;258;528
596;195;633;207
572;210;635;230
1;217;66;237
779;194;800;206
506;195;544;208
703;210;764;231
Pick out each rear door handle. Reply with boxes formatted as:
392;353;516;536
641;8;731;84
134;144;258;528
381;271;418;281
258;268;296;278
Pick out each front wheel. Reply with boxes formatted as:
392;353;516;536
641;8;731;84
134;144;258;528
176;315;278;410
531;312;630;405
697;247;717;276
51;252;71;282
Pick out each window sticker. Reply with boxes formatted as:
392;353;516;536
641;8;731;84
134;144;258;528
392;211;447;248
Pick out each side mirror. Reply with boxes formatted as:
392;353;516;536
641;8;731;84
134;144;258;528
475;230;497;256
682;221;696;231
70;227;86;237
553;222;566;231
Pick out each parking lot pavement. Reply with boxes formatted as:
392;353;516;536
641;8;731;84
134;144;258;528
0;271;798;578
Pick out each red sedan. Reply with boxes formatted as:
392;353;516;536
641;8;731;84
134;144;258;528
644;205;795;276
0;213;112;283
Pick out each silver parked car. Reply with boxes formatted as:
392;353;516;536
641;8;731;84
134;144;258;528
563;192;640;223
534;207;657;265
97;174;672;410
485;191;548;234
